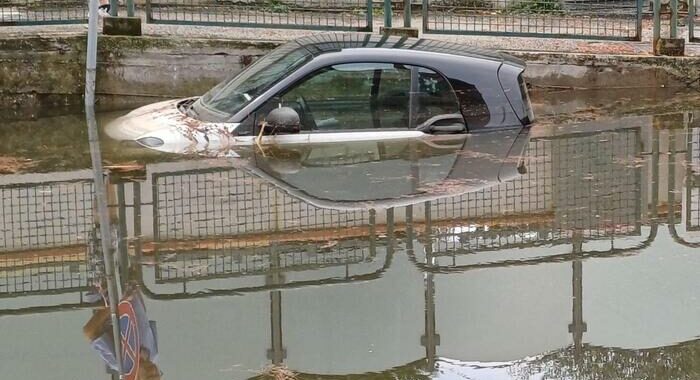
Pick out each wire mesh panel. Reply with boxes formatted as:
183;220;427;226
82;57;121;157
423;0;642;40
0;246;91;297
432;138;552;222
0;0;88;26
0;179;94;252
551;128;641;238
155;239;374;283
140;236;390;298
146;0;373;31
152;167;369;241
428;128;642;259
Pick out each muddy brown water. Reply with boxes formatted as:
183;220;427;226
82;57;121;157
2;88;700;380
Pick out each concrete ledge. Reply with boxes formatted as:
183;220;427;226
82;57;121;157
654;38;685;56
1;33;699;118
380;27;419;38
103;16;143;36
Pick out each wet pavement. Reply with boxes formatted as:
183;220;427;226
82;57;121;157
2;89;700;379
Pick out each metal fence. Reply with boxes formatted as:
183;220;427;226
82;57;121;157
0;0;88;26
151;166;368;242
417;128;644;270
146;0;374;31
0;178;95;252
0;245;92;297
0;176;96;312
422;0;643;40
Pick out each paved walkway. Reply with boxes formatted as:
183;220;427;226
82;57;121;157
0;12;698;56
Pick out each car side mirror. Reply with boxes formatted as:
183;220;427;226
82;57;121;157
262;107;301;135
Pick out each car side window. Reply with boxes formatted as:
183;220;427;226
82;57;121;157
415;67;463;128
269;63;412;131
250;63;463;134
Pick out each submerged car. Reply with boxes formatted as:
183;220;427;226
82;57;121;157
107;33;534;154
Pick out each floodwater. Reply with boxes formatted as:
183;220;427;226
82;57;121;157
2;89;700;380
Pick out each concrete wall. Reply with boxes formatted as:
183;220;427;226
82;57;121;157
1;33;698;119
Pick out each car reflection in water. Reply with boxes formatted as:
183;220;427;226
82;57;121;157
236;127;530;210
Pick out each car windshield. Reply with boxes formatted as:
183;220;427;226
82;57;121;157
190;42;313;122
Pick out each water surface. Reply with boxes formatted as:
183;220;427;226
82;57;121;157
2;90;700;379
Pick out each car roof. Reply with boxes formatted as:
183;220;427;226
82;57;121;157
293;33;525;68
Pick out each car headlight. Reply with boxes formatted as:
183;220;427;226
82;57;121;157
136;136;165;148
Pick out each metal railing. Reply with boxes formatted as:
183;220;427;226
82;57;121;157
0;0;88;26
412;127;646;272
422;0;643;40
0;245;92;298
145;0;374;31
0;178;94;252
151;166;369;242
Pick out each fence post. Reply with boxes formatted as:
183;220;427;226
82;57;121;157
109;0;119;16
670;0;678;38
404;0;411;28
653;0;661;52
422;0;430;33
636;0;643;41
691;0;696;41
384;0;392;28
127;0;135;17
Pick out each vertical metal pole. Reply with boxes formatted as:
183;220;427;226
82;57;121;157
568;231;586;363
133;182;143;281
369;209;376;257
384;0;392;28
366;0;374;32
404;0;412;27
651;128;660;220
146;0;153;23
653;0;661;53
86;1;123;375
126;0;135;17
671;0;678;38
422;0;429;33
669;129;678;225
109;0;119;16
636;0;643;41
117;183;129;285
690;0;696;41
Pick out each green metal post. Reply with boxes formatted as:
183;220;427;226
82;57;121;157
384;0;392;28
366;0;374;32
690;0;696;41
636;0;643;41
109;0;118;16
127;0;135;17
653;0;661;52
671;0;678;38
404;0;412;28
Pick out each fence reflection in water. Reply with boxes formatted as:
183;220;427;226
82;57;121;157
2;117;700;311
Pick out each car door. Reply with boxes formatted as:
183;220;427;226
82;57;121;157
248;62;466;144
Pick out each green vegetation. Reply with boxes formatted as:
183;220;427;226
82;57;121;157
504;0;564;15
263;0;290;13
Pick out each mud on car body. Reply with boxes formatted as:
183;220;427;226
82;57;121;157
107;33;534;155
